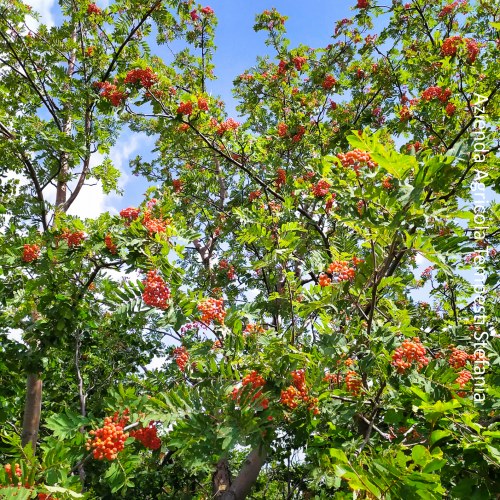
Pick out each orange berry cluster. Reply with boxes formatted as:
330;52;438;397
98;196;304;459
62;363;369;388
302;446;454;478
382;176;393;190
94;81;127;107
130;421;161;450
22;243;40;262
177;101;193;116
391;337;429;373
323;372;342;385
142;211;168;235
456;369;472;388
86;411;130;460
275;168;286;188
243;323;265;336
345;370;362;396
215;118;239;135
172;346;189;371
120;206;140;222
421;86;451;103
142;270;171;310
280;369;319;415
441;36;462;57
198;298;226;324
448;348;473;369
104;234;117;254
249;190;262;202
3;463;22;485
322;74;337;90
277;123;288;137
60;229;85;247
311;179;331;197
329;260;356;283
87;3;102;15
172;179;183;193
231;371;269;409
337;148;377;173
124;67;158;89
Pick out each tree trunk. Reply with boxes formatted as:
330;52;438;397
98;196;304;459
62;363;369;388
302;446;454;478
21;373;42;452
213;457;232;497
220;447;267;500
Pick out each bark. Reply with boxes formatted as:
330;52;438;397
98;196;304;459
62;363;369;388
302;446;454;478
212;457;232;497
220;447;267;500
21;374;42;452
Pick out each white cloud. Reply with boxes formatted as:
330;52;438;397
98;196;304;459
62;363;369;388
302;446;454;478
67;132;148;219
26;0;56;29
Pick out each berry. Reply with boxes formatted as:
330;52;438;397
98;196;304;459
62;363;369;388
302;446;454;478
120;206;140;222
142;211;168;235
277;123;288;137
326;260;356;282
22;243;40;262
280;369;318;414
249;190;262;202
275;168;286;189
198;297;226;324
197;97;209;111
104;234;117;254
448;348;471;369
441;36;462;57
318;273;331;287
201;6;214;16
86;411;130;460
94;81;126;106
456;369;472;388
172;179;183;193
322;74;337;90
391;337;429;373
87;3;102;15
142;270;171;310
60;229;85;247
243;323;265;336
345;370;362;396
292;56;307;71
177;101;193;116
124;67;158;89
337;149;377;174
130;422;161;450
357;0;369;8
172;346;189;371
216;118;239;135
311;179;331;197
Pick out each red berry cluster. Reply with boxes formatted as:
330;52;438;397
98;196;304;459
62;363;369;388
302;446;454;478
276;168;286;188
172;179;183;193
22;243;40;262
448;347;473;369
280;369;319;414
391;337;429;373
87;3;102;15
172;346;189;371
337;149;377;173
120;206;140;222
357;0;369;8
318;273;331;287
438;0;465;18
104;234;117;254
142;211;168;235
198;298;226;324
446;103;456;116
291;125;306;142
465;39;480;63
292;56;307;71
456;369;472;388
237;370;269;409
3;463;22;485
277;123;288;137
197;97;209;111
60;229;85;247
243;323;265;336
421;86;451;103
94;81;127;106
441;36;462;57
86;411;130;460
249;190;262;202
322;74;337;90
142;270;171;310
421;266;434;279
345;370;362;396
215;118;239;135
177;101;193;116
311;179;331;197
399;106;411;121
323;372;342;385
130;421;161;450
382;176;393;190
124;67;157;89
328;260;356;282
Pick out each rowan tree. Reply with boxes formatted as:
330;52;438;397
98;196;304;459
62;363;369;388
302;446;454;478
0;0;499;499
